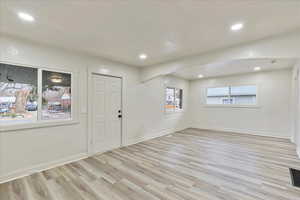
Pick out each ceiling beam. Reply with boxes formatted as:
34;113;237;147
141;30;300;82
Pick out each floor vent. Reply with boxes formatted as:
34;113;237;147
290;168;300;187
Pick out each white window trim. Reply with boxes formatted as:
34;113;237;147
204;104;261;109
165;86;184;114
0;61;79;132
204;84;260;108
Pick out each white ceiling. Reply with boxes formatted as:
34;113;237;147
1;0;300;67
172;58;296;80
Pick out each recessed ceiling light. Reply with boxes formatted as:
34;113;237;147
254;66;261;71
139;53;147;60
198;74;204;78
18;12;35;22
49;75;63;83
231;23;243;31
99;68;110;74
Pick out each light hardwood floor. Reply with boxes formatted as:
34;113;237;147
1;128;300;200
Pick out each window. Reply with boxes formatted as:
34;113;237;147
0;63;72;125
230;85;257;105
206;87;230;105
0;64;38;124
42;71;71;120
206;85;257;106
165;87;183;112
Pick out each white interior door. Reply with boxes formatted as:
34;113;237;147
92;74;122;154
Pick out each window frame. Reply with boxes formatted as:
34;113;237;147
205;84;260;108
0;61;79;132
165;86;184;113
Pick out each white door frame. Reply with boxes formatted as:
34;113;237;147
87;71;123;156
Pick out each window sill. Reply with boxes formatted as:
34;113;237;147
0;119;80;132
204;104;260;109
165;109;185;115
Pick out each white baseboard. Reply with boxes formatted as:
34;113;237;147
125;128;175;146
190;127;300;159
0;127;186;184
190;125;290;139
2;126;293;184
0;153;88;184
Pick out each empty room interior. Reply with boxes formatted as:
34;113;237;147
2;1;300;199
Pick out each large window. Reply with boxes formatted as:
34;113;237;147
206;85;257;106
0;63;72;125
165;87;183;112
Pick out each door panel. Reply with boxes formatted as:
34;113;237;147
92;74;122;153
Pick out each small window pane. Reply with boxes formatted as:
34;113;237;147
0;63;38;124
165;87;175;112
42;71;71;120
206;87;230;104
230;85;257;105
174;88;183;110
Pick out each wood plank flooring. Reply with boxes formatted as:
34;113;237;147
1;128;300;200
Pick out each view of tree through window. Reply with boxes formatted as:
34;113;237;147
165;87;183;112
42;71;71;120
0;63;73;125
0;63;38;124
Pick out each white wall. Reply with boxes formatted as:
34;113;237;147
0;35;91;182
292;62;300;157
129;75;189;144
188;69;293;139
0;35;189;182
291;65;298;143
